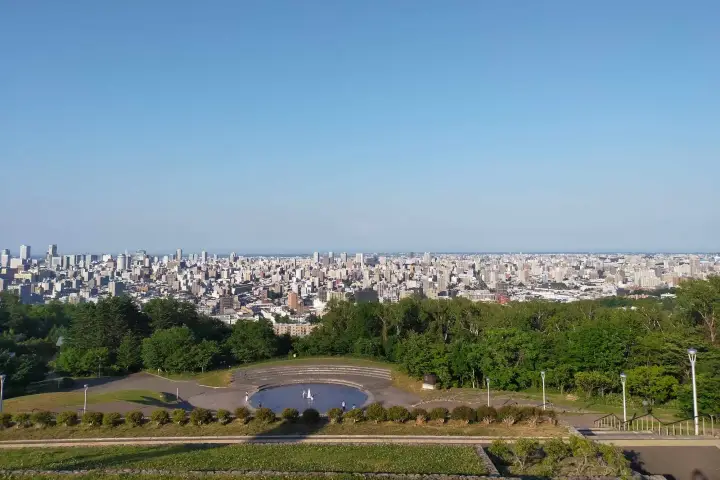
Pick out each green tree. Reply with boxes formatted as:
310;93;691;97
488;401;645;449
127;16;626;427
626;366;679;404
677;277;720;344
192;339;220;372
116;333;142;372
226;319;278;363
141;327;196;373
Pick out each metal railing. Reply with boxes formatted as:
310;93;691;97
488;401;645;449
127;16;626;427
594;412;717;437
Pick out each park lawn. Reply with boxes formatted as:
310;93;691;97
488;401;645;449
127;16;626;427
2;390;170;413
0;444;487;475
0;476;364;480
0;418;565;440
155;369;234;387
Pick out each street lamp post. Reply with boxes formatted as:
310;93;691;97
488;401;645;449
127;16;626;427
620;373;627;423
688;348;699;436
540;371;546;410
83;384;89;414
486;377;491;407
0;374;6;413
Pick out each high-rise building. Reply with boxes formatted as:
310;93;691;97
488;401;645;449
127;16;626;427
20;244;31;262
109;281;125;297
328;252;334;262
288;291;299;310
340;252;348;263
0;249;10;268
201;251;207;263
48;244;58;258
176;248;183;261
356;253;364;265
116;254;127;271
313;252;319;263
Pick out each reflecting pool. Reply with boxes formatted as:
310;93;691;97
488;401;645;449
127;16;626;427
249;383;368;413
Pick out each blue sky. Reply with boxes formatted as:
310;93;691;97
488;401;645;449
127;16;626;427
1;1;718;254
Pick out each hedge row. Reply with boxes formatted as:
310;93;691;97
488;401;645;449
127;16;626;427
0;404;557;429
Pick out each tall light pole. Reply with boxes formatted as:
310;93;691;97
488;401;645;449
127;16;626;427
540;371;546;410
620;373;627;423
0;374;6;413
688;348;699;436
83;384;89;414
486;377;491;407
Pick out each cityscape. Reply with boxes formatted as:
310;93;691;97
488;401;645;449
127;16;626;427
1;243;718;337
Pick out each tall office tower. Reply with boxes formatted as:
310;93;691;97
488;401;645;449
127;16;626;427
20;244;31;262
340;252;347;263
116;254;127;272
201;250;207;263
48;244;58;258
328;251;334;262
423;252;431;264
313;252;319;263
176;248;183;261
109;281;125;297
0;249;10;268
356;253;364;265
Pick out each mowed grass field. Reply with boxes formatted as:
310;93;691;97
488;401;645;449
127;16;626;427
2;390;170;413
0;444;487;475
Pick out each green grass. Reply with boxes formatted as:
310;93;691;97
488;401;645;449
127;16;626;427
154;369;234;387
0;476;365;480
0;444;487;475
0;417;565;440
2;390;170;413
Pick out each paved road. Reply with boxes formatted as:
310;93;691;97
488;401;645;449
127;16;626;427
624;446;720;480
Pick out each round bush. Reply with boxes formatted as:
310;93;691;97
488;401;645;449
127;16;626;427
216;409;231;425
302;408;320;424
476;405;497;423
428;407;448;423
151;409;170;425
365;402;386;423
31;411;54;428
56;411;78;427
171;408;187;425
410;408;428;423
234;407;251;423
13;413;31;428
281;408;299;422
254;407;276;423
103;412;122;427
189;408;213;426
0;413;12;428
387;405;410;423
82;411;104;427
327;407;343;424
344;408;364;423
450;405;476;423
125;410;144;427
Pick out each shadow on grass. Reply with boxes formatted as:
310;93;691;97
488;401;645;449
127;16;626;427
49;444;224;471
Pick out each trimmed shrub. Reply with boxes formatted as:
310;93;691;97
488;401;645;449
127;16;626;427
13;413;31;428
428;407;448;423
302;408;320;424
512;437;540;471
344;407;364;423
103;412;122;427
543;438;570;464
234;407;251;424
56;411;78;427
365;402;386;423
216;409;231;425
545;409;558;425
387;405;410;423
82;411;104;427
189;408;213;426
31;411;54;428
255;407;276;423
126;410;144;427
450;405;476;424
151;409;170;426
488;439;512;464
410;407;428;424
0;412;12;428
281;408;299;423
171;408;187;425
475;405;497;423
327;407;343;424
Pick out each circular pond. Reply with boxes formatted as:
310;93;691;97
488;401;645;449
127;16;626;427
249;383;368;413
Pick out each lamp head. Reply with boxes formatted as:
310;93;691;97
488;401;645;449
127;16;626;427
620;373;626;382
541;370;546;377
688;348;697;355
84;384;89;389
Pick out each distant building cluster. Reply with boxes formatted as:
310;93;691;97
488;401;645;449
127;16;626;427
1;243;719;336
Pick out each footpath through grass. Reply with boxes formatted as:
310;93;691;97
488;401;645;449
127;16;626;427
2;390;169;413
153;369;233;387
0;444;487;475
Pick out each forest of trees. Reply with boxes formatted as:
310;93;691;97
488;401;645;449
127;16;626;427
1;277;719;414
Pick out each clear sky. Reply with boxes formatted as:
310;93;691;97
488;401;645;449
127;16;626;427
1;1;718;255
